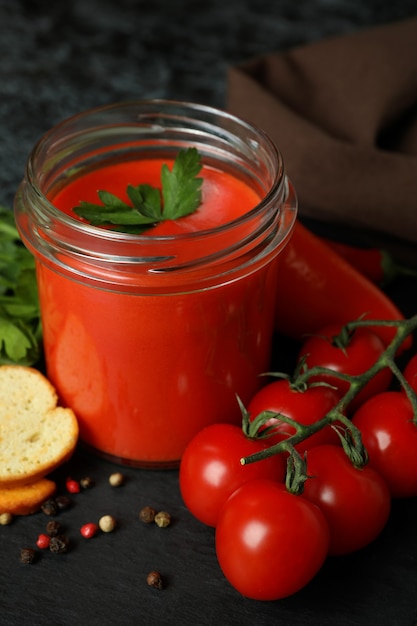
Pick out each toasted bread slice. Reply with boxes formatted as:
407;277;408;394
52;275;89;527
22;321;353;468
0;477;56;515
0;366;79;487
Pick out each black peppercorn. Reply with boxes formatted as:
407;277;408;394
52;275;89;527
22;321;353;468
41;498;58;516
20;548;36;564
139;506;157;523
46;520;62;536
49;535;70;554
146;571;164;589
55;495;72;511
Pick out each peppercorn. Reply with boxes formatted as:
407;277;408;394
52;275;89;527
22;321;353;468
139;506;157;524
80;522;98;539
49;535;70;554
0;512;13;525
20;547;36;564
108;472;124;487
46;520;62;536
146;571;164;590
154;511;171;528
98;515;116;533
66;477;81;494
41;498;58;516
55;495;72;511
36;533;51;549
80;476;94;489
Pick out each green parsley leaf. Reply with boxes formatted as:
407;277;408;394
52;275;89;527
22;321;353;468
73;148;203;234
0;207;42;366
161;148;203;220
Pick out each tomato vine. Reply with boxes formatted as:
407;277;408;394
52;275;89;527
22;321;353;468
239;313;417;494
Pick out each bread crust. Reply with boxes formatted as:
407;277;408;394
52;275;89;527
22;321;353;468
0;477;56;515
0;365;79;487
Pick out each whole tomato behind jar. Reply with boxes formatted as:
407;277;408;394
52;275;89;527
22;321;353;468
246;378;342;453
298;323;392;413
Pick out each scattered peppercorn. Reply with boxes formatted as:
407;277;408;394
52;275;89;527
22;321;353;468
98;515;116;533
80;522;98;539
139;506;157;524
20;547;36;564
108;472;124;487
41;498;58;516
49;535;70;554
36;533;51;549
80;476;94;489
46;520;62;537
154;511;171;528
55;495;72;511
66;477;81;494
146;570;164;590
0;512;13;525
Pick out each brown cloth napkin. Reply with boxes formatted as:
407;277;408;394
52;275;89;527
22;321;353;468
227;17;417;263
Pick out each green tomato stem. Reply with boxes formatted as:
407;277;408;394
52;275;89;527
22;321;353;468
240;313;417;468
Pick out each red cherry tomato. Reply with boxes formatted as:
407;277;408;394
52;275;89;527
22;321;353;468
298;324;392;412
179;423;285;527
404;354;417;394
352;391;417;498
247;378;341;452
302;444;391;556
215;479;329;600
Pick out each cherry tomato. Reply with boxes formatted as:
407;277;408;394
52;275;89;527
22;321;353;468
298;324;392;413
352;391;417;498
302;445;391;556
247;379;341;452
215;479;329;600
404;353;417;394
179;423;285;527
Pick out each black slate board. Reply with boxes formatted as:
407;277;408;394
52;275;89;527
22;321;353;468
2;2;417;624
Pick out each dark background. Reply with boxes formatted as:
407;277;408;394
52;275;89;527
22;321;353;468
2;0;417;207
1;2;417;625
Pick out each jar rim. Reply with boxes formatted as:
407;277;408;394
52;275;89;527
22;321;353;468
24;98;286;244
15;99;297;292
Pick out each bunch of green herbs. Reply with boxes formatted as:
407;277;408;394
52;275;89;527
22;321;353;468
0;206;41;365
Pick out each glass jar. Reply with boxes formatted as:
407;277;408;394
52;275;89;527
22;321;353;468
14;100;297;468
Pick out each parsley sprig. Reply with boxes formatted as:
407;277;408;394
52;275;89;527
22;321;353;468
0;206;41;365
73;147;203;234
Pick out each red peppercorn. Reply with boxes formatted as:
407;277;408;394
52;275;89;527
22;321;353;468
80;522;98;539
36;533;51;549
66;477;81;494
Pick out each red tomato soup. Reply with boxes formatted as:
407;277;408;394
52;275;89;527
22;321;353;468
15;101;296;466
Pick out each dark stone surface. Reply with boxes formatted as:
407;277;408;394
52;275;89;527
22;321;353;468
1;3;417;625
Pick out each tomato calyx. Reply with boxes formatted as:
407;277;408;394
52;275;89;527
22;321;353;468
240;314;417;469
285;449;309;495
335;424;368;468
262;355;338;394
305;323;356;355
238;395;283;440
282;421;368;496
